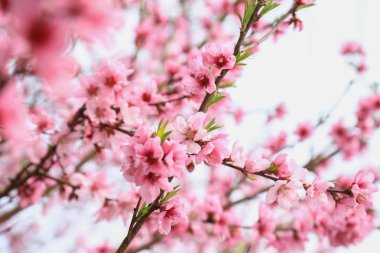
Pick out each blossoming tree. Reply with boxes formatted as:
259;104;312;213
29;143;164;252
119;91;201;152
0;0;378;252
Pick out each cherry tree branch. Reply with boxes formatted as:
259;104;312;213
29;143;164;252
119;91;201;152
116;191;165;253
198;1;266;113
0;105;86;200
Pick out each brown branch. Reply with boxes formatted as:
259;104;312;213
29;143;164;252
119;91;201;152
0;105;86;200
198;2;266;113
245;2;298;50
222;160;353;198
0;148;95;225
149;95;189;106
303;149;340;171
116;191;165;253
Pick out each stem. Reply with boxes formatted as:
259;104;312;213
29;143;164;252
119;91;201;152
243;1;298;51
222;160;353;197
149;95;189;106
116;191;164;253
198;2;265;113
0;105;85;200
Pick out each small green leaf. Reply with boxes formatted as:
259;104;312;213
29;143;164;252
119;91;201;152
161;186;181;203
205;118;216;130
219;82;236;89
205;118;223;133
260;1;280;16
266;164;280;173
156;120;172;143
161;131;172;142
208;91;226;107
236;50;254;63
247;174;256;181
242;0;257;28
297;3;315;11
137;202;149;218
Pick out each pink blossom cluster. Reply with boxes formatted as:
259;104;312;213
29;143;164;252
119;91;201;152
330;93;380;159
182;44;236;95
341;42;368;73
121;127;187;202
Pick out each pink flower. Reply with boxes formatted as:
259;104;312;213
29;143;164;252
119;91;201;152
341;42;366;56
182;65;216;94
162;140;187;178
96;193;135;224
306;179;334;210
173;112;208;153
85;171;112;199
121;127;187;203
85;98;117;126
351;169;377;205
271;153;293;178
156;198;188;235
196;133;230;166
30;107;55;133
264;131;287;154
267;103;287;122
230;142;246;167
245;149;271;173
135;171;172;203
266;180;305;209
94;60;132;92
294;121;313;141
253;204;276;241
135;137;164;173
356;62;368;74
202;43;236;74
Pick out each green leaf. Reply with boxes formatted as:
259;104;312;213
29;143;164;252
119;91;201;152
260;1;280;16
297;3;316;11
247;174;256;181
205;118;223;133
266;164;280;173
137;202;149;218
242;0;257;28
219;82;236;89
205;118;216;130
161;131;172;142
156;120;172;143
207;91;226;107
161;186;181;203
236;50;254;63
